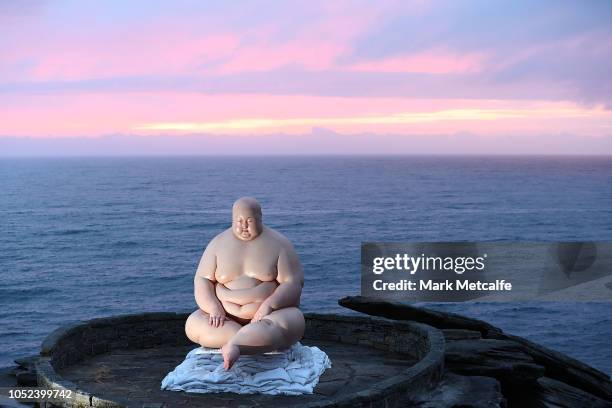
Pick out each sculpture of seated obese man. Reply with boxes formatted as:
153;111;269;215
185;197;305;370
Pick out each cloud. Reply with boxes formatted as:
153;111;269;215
1;91;609;138
1;1;611;139
2;130;611;156
348;1;612;105
0;69;577;101
345;48;486;74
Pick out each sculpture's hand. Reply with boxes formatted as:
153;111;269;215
251;301;273;323
208;302;227;328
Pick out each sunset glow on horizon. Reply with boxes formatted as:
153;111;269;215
132;103;611;135
1;1;611;153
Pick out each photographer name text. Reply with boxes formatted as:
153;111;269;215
371;253;512;292
373;279;512;291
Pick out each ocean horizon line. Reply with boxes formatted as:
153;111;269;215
2;153;612;159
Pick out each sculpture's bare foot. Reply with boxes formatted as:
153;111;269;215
221;343;240;370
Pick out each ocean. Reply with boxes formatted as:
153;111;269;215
1;156;611;374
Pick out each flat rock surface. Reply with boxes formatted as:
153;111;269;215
444;339;545;382
535;376;612;408
59;339;417;408
410;373;505;408
338;297;612;403
441;329;482;342
339;296;501;335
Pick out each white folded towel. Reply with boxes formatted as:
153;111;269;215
161;342;331;395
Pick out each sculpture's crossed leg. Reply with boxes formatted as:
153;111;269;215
185;307;305;369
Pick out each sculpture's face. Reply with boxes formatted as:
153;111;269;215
232;206;262;241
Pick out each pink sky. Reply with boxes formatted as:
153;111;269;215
1;1;611;153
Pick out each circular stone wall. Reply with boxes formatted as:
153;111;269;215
35;312;444;407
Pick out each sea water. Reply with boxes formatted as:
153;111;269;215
1;156;611;373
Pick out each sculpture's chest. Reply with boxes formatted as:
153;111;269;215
215;243;279;283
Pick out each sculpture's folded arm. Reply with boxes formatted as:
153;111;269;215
194;276;223;314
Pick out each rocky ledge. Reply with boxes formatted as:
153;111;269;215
340;296;612;408
3;298;611;408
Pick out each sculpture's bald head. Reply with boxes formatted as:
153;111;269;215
232;197;263;241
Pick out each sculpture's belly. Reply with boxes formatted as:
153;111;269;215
217;279;278;321
215;276;278;311
214;250;280;319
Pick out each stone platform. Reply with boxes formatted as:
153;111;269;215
6;297;608;407
35;312;445;407
60;340;410;407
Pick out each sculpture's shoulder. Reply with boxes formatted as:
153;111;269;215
263;227;302;281
207;228;233;250
263;226;296;252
